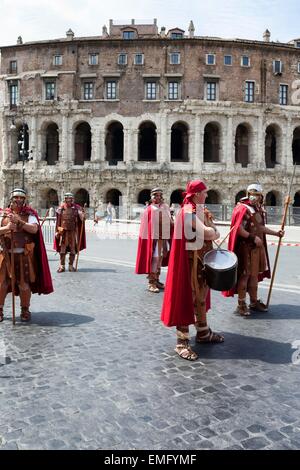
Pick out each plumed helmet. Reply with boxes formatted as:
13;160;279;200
247;183;263;195
151;187;163;195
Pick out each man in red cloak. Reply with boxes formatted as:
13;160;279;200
0;188;53;322
54;192;86;273
135;188;173;292
161;180;224;361
222;183;283;316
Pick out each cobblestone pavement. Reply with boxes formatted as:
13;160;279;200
0;251;300;450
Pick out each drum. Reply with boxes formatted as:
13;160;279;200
203;249;238;291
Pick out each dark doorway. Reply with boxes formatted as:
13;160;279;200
75;188;90;207
75;123;91;165
105;122;124;162
235;124;249;167
138;122;156;161
46;123;59;165
138;189;151;205
171;122;189;161
204;123;220;162
292;127;300;165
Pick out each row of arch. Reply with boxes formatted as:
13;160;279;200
12;120;300;166
42;187;300;209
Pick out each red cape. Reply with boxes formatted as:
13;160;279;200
135;204;171;274
161;208;211;327
222;200;271;297
53;203;86;253
5;206;53;295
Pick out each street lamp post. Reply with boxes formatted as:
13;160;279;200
10;120;32;190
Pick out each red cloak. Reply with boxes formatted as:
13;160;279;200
161;208;211;327
135;204;171;274
53;203;86;253
222;200;271;297
4;206;53;295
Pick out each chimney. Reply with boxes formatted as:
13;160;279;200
263;29;271;42
154;18;157;25
188;20;195;38
102;25;108;37
66;28;74;41
17;36;23;45
160;26;166;38
131;19;135;25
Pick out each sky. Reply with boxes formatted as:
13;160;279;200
0;0;299;47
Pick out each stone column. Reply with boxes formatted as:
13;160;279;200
159;114;170;164
131;129;138;162
99;125;105;162
61;113;69;164
193;115;201;172
284;117;294;170
91;123;101;162
225;115;235;170
1;116;9;165
29;114;38;163
255;115;265;169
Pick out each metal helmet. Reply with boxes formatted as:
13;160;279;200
247;183;263;195
64;192;74;199
10;188;26;198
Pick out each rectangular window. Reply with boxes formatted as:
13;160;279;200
123;31;134;39
89;53;99;65
244;81;254;102
146;82;157;100
206;54;215;65
134;53;144;65
279;84;288;105
168;81;179;100
224;55;232;66
53;55;62;66
241;56;250;67
106;81;117;99
9;82;18;106
45;81;56;100
118;53;127;65
296;41;300;48
171;32;183;39
206;82;216;101
83;82;94;100
273;60;282;74
170;52;180;64
10;60;17;74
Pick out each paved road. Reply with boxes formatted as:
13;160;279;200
0;235;300;450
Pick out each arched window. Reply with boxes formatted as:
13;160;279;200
46;188;59;208
46;123;59;165
203;123;220;162
138;189;151;205
170;189;184;204
75;188;90;207
206;190;219;204
74;123;91;165
138;121;157;161
292;127;300;165
265;125;281;168
171;122;189;162
235;190;246;204
105;121;124;163
265;191;277;206
235;124;249;167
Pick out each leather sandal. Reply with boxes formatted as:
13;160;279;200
20;308;31;322
196;327;224;343
57;265;65;273
175;341;198;361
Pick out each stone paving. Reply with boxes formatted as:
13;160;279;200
0;251;300;450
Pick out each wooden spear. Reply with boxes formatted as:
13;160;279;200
11;230;16;325
266;163;297;308
75;204;86;272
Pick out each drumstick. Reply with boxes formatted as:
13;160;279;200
213;225;236;250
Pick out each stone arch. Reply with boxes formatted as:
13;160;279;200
45;122;59;165
74;188;90;207
292;127;300;165
46;188;59;208
203;122;220;162
74;122;91;165
138;189;151;205
170;121;189;162
10;122;29;164
170;189;184;204
206;190;220;204
138;121;157;161
235;123;250;167
265;191;278;206
265;123;282;168
106;188;122;217
235;190;246;204
105;121;124;163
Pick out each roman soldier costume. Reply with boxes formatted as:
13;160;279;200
223;183;283;316
135;188;173;292
54;192;86;272
0;188;53;322
161;180;224;361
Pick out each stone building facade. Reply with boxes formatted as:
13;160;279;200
0;19;300;215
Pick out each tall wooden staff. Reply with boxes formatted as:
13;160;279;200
11;230;16;325
40;208;50;228
266;163;297;308
75;203;86;272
